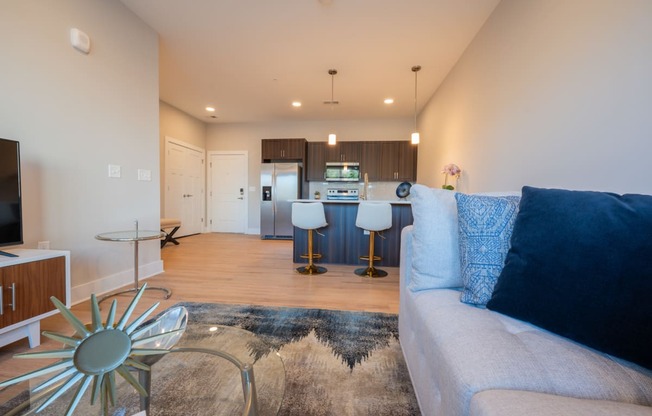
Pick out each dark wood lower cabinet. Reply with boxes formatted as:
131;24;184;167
0;251;70;348
293;202;413;266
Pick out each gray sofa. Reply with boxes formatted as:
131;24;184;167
398;185;652;416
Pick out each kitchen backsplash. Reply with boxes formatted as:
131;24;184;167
308;181;412;201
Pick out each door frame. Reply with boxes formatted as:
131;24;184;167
164;136;206;234
207;150;249;234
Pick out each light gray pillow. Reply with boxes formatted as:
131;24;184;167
408;184;462;291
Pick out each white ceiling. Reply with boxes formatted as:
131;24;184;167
120;0;500;124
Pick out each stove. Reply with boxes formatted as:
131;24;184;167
326;188;359;201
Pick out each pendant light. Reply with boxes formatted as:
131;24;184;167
327;69;338;145
411;65;421;145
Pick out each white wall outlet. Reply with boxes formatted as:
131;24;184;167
37;241;50;250
108;164;121;178
137;169;152;181
364;230;370;235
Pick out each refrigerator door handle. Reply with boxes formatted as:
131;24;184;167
271;172;276;214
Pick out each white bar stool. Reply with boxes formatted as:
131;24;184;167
292;202;328;275
355;202;392;278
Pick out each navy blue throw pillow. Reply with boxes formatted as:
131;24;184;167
487;186;652;369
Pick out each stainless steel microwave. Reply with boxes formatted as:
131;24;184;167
325;162;360;181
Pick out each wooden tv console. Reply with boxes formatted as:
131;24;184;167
0;249;71;348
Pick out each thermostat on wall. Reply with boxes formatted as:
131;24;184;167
70;28;90;54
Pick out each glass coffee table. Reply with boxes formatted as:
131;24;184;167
1;324;286;416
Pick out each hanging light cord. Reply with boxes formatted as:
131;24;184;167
331;71;335;104
414;70;417;128
328;69;337;106
328;69;337;145
412;65;421;131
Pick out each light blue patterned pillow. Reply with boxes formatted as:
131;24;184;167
455;193;520;307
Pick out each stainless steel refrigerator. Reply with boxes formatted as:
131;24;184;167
260;163;303;240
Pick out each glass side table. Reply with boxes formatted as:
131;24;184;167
95;221;170;303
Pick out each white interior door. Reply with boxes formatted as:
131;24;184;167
209;152;248;233
164;138;205;237
184;149;204;234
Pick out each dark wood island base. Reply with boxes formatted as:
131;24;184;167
292;200;413;267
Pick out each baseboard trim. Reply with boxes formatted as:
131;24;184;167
71;260;165;305
247;227;260;235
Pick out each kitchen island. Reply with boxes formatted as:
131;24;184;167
292;199;412;267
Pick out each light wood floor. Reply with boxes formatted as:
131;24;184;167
0;233;400;387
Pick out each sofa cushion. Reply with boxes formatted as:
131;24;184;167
470;390;652;416
456;193;520;306
408;184;462;291
400;287;652;416
487;186;652;370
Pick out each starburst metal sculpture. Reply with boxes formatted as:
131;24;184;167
0;283;183;415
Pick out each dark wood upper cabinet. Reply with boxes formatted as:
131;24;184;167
306;142;328;181
360;142;383;181
397;141;418;181
306;141;363;181
334;142;361;163
261;138;306;162
377;141;418;181
379;142;400;181
305;140;417;182
365;141;418;182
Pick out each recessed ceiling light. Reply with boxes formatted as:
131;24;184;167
292;101;302;107
205;106;215;112
384;98;394;104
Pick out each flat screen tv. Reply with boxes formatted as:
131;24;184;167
0;138;23;257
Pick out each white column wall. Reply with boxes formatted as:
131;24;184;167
0;0;161;302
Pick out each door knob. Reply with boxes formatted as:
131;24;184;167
237;197;244;200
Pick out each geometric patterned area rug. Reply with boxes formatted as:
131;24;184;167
0;303;421;416
178;302;421;416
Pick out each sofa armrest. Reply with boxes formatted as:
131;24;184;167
400;225;414;289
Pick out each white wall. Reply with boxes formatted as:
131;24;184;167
206;118;412;231
0;0;161;302
159;100;207;215
160;101;207;151
418;0;652;194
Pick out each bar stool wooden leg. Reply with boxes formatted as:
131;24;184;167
296;229;327;275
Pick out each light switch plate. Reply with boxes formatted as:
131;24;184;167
137;169;152;181
108;164;121;178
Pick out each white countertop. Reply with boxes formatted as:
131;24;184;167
292;199;411;205
0;249;71;266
